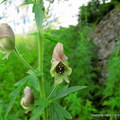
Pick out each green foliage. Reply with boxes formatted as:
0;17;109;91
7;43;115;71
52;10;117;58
102;40;120;119
65;93;97;120
65;92;81;116
0;24;98;119
45;25;100;119
78;0;120;25
5;87;22;119
0;35;38;119
0;28;89;119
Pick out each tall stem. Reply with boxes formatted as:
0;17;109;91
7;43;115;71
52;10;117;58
38;29;46;120
38;29;45;98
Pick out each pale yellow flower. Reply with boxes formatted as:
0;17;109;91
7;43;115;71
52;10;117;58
50;42;72;85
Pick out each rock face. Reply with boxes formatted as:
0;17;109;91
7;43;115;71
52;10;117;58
91;8;120;83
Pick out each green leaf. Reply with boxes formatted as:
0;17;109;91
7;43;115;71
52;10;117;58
31;99;48;120
55;102;72;119
29;74;40;92
0;0;7;4
14;76;29;86
50;102;72;120
44;34;64;43
27;70;40;92
35;70;43;77
5;87;22;119
53;86;87;100
44;34;70;56
32;3;44;29
19;1;35;6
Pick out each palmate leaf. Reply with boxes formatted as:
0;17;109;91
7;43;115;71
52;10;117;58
32;2;44;29
27;70;41;92
49;102;72;120
5;86;23;119
53;86;87;100
29;74;40;92
31;99;49;120
15;70;41;92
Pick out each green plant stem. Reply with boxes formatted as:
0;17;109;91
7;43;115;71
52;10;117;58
14;47;36;73
38;29;45;98
45;85;57;119
37;29;46;120
47;85;57;100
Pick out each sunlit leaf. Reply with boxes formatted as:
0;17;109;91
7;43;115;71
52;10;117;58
19;1;35;6
44;34;64;43
32;3;44;29
0;0;7;4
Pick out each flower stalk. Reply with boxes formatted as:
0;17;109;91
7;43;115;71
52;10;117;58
14;47;36;73
47;85;57;100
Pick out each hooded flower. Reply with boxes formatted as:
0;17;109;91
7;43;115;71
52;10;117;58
21;87;34;110
50;42;72;85
0;23;15;59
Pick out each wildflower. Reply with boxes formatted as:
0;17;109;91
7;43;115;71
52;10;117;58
0;23;15;59
50;42;72;85
21;87;34;110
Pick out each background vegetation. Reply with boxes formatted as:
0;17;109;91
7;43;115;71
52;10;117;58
0;0;120;120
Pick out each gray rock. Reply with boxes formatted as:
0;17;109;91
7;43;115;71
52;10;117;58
91;8;120;83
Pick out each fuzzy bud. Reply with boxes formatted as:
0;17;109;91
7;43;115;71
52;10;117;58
0;23;15;59
21;87;34;110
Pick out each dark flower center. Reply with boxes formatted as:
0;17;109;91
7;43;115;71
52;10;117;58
56;62;65;74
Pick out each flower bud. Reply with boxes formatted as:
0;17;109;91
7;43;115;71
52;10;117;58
50;42;72;85
52;42;68;61
21;87;34;110
0;23;15;59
